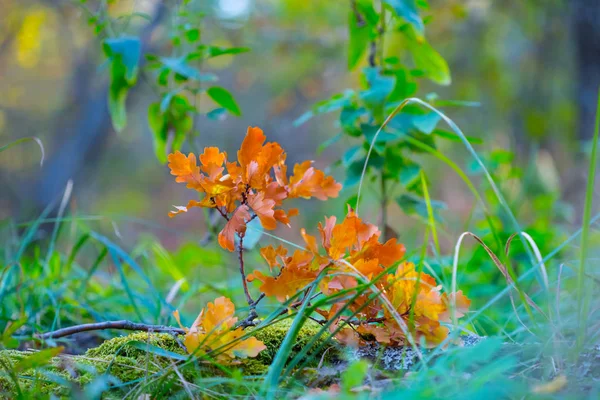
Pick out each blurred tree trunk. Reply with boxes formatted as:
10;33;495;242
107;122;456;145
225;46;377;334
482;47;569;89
26;3;166;211
571;0;600;141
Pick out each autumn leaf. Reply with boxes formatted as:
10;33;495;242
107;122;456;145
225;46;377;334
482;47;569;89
247;191;277;230
168;151;204;191
199;147;226;172
174;296;266;361
287;161;342;200
249;248;318;302
168;199;203;218
248;267;317;302
260;245;288;270
218;205;251;251
237;126;266;176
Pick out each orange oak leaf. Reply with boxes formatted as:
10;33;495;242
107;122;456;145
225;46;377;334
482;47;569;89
237;127;266;176
168;200;203;218
248;248;317;302
247;192;277;230
248;266;318;302
199;147;226;172
440;290;471;322
168;151;204;191
287;161;342;200
260;245;288;270
273;208;298;227
218;205;251;252
174;297;266;361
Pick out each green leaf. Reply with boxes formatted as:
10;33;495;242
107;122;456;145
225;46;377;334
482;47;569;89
206;107;228;121
348;6;371;70
185;28;200;42
399;162;422;188
344;159;366;188
362;123;401;146
108;71;129;132
1;317;27;348
294;90;355;127
387;68;418;102
341;360;369;393
360;67;396;109
202;45;250;58
103;38;141;132
387;111;440;134
412;112;441;133
433;129;483;144
317;133;342;155
396;193;446;222
342;145;362;166
14;347;64;373
148;103;168;164
407;36;451;85
103;37;141;83
206;86;241;116
383;0;424;34
160;57;217;81
340;106;365;136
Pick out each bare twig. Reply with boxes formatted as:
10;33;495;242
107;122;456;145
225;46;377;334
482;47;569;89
38;320;185;340
350;0;365;27
369;40;377;67
237;233;254;306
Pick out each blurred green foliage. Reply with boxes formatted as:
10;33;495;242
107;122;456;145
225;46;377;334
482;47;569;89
1;0;600;398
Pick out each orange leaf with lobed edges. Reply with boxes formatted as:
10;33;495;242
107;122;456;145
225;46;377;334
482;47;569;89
248;249;317;302
168;200;203;218
287;161;342;200
167;127;342;252
260;245;288;270
247;192;277;230
168;152;204;191
218;205;251;252
174;297;266;361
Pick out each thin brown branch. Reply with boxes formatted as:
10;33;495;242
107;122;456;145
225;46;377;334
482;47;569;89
237;233;254;306
369;40;377;67
350;0;366;27
215;206;229;221
38;320;185;340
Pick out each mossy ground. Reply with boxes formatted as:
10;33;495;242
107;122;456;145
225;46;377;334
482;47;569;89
0;319;339;398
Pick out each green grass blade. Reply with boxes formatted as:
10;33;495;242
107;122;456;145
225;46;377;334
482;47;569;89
577;87;600;351
261;283;318;399
0;136;45;166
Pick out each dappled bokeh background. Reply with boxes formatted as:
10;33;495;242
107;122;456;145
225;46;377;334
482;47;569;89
2;0;599;328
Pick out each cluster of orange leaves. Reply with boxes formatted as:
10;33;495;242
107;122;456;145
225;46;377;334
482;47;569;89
167;126;341;251
168;127;471;356
249;208;471;347
174;297;266;361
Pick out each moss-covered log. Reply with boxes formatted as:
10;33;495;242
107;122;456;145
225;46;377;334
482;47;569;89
0;319;338;398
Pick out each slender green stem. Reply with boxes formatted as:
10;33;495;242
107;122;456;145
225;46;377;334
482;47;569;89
380;171;388;240
576;87;600;351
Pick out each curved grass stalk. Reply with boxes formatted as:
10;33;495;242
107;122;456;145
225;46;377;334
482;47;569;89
356;97;543;282
0;136;45;166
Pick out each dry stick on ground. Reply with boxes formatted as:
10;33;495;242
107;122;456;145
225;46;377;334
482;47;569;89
38;321;185;340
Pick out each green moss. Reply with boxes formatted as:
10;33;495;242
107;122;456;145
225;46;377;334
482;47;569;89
85;332;186;359
0;319;340;397
251;318;340;368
